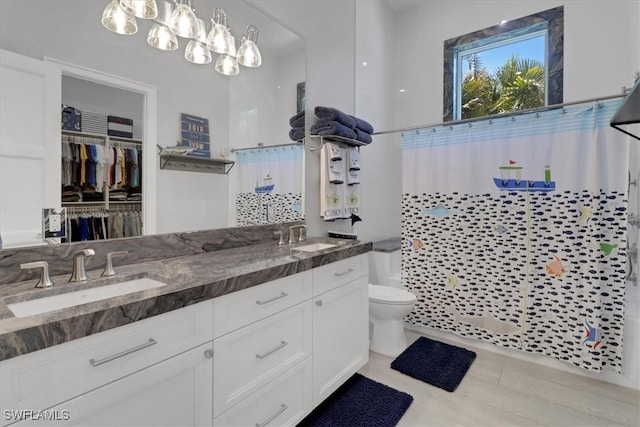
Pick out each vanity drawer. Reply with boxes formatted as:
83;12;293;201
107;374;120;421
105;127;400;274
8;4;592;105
213;270;312;338
213;300;312;417
0;300;213;422
312;254;368;296
214;357;312;427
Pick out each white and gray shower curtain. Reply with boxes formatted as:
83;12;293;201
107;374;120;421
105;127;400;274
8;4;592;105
235;144;304;225
402;100;630;372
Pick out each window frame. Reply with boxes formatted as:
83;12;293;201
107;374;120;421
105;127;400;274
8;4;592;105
443;6;563;122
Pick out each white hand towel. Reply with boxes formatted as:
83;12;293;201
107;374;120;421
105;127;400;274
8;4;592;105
343;183;360;219
347;169;360;185
347;147;360;170
327;142;343;160
329;157;345;183
321;144;345;220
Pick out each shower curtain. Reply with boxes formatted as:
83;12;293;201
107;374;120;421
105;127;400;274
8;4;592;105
235;144;304;225
402;99;630;372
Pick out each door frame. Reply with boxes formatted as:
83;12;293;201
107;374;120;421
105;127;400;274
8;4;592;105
44;57;158;236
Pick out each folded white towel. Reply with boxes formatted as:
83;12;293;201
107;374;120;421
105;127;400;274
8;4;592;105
347;169;360;185
347;147;360;170
327;142;343;161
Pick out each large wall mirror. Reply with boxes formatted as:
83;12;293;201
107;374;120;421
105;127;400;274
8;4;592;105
0;0;305;249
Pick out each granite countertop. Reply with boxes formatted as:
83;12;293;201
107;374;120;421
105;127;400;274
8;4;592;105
0;237;371;361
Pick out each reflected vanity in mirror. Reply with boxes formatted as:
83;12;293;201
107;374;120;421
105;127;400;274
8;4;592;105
0;0;306;250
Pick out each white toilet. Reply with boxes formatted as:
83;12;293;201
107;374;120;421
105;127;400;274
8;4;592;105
368;241;417;357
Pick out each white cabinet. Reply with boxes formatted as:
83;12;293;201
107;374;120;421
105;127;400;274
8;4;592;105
1;254;369;427
312;265;369;406
12;343;213;427
1;300;213;427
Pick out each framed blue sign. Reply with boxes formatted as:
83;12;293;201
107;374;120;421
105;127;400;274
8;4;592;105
180;113;211;157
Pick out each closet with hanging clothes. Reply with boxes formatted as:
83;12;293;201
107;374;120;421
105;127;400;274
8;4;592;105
61;128;143;241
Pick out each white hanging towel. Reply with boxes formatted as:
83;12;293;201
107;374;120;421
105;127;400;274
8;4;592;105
347;169;360;185
327;142;343;160
343;183;360;219
321;143;345;220
347;147;360;170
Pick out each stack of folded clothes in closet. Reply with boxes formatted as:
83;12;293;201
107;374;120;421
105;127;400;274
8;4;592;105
310;106;374;144
289;110;306;141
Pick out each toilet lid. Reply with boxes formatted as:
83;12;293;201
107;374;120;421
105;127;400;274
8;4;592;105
369;284;417;304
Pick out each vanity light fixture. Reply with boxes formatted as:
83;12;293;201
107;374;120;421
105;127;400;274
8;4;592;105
101;0;262;75
207;8;235;56
120;0;158;19
168;0;201;39
147;22;178;50
236;25;262;68
101;0;138;35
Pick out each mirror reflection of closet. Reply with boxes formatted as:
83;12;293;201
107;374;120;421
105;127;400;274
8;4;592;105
60;74;146;242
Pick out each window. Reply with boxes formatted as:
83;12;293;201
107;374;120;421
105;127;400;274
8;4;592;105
443;6;563;122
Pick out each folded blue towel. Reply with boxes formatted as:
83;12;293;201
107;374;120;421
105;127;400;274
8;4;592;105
289;126;305;141
354;128;373;144
314;106;357;129
289;111;305;128
350;115;374;134
311;120;357;140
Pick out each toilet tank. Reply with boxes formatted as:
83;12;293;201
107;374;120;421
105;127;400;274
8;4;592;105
369;238;401;286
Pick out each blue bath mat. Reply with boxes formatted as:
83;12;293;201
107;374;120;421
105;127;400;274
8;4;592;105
298;373;413;427
390;336;476;392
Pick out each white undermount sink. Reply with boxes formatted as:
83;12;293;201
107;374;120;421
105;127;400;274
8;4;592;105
4;277;166;318
292;243;338;252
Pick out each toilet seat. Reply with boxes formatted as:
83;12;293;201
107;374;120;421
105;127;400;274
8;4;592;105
368;284;416;305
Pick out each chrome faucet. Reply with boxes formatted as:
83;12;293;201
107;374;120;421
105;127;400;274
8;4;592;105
70;249;95;283
102;251;128;277
20;261;55;288
288;225;307;244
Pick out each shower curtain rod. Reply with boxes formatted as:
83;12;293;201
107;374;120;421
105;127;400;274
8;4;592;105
230;141;303;152
372;92;627;136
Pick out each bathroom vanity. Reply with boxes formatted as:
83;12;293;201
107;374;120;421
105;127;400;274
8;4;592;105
0;236;371;426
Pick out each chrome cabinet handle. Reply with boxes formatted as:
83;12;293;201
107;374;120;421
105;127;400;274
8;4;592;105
255;341;287;359
255;404;287;427
334;268;354;277
315;300;322;307
256;292;288;305
89;338;157;367
204;349;213;359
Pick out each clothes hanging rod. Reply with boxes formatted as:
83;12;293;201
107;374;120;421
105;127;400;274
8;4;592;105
230;141;303;152
372;92;628;136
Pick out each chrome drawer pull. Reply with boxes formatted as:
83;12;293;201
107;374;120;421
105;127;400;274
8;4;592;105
256;341;288;359
334;268;354;277
255;404;287;427
89;338;157;367
256;292;288;305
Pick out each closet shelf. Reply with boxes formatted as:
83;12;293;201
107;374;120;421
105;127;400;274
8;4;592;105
309;134;369;147
159;154;235;174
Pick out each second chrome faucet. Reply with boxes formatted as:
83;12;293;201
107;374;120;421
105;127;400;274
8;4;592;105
70;249;95;283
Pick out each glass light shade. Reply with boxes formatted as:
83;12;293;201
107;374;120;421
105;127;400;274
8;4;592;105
215;54;239;76
236;25;261;67
169;3;200;39
119;0;158;19
206;8;235;56
147;23;178;50
102;0;138;35
236;39;261;67
185;40;212;64
206;24;235;55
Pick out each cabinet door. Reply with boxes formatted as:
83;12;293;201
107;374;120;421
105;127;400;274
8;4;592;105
10;343;213;427
312;276;369;407
0;49;60;248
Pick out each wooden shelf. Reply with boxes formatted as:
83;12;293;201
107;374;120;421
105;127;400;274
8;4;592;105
159;154;235;174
